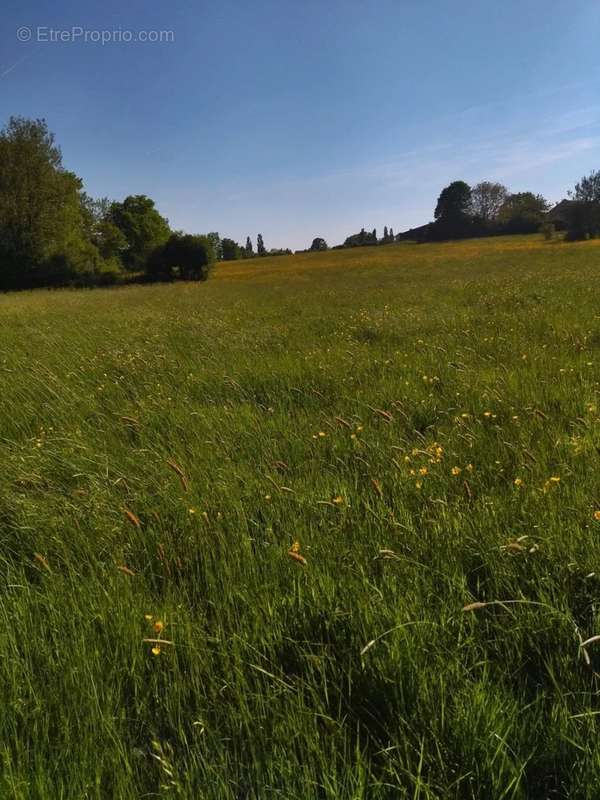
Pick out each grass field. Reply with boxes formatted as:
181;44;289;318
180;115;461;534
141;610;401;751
3;234;600;798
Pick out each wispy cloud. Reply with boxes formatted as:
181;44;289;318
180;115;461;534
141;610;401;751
487;135;600;181
168;101;600;248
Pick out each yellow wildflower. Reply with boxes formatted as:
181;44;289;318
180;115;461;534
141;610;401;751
451;466;461;476
151;646;161;656
543;476;561;493
288;541;306;565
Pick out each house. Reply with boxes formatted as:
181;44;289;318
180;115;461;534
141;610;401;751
545;199;574;230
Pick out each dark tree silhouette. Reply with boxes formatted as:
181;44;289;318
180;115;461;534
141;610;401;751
498;192;549;234
566;170;600;240
147;232;214;281
222;238;241;260
431;181;473;240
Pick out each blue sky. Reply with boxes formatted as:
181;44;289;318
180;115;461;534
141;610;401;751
1;0;599;249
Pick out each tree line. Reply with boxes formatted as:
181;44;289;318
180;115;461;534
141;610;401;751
0;116;289;291
338;175;600;248
1;115;599;292
221;235;292;261
427;175;600;242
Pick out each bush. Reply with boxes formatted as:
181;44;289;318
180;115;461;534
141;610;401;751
147;233;214;282
540;222;555;241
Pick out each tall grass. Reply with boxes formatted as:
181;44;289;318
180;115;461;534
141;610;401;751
2;235;600;797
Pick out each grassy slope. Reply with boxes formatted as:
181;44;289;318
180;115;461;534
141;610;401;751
2;235;600;797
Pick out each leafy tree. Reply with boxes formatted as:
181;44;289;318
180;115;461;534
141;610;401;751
221;238;242;260
434;181;472;220
572;169;600;203
257;233;266;256
389;227;394;240
471;181;508;224
431;181;473;240
94;219;128;261
147;232;214;281
498;192;549;234
207;232;222;261
245;236;254;257
110;195;170;271
383;226;388;241
80;193;127;262
566;170;600;240
310;237;328;251
0;116;99;288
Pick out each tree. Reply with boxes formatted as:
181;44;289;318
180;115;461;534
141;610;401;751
498;192;549;234
432;181;473;240
434;181;472;221
566;170;600;240
381;226;394;243
0;116;99;288
109;195;170;271
471;181;508;224
207;232;222;261
257;233;266;256
147;232;214;281
80;193;127;261
221;238;242;260
245;236;254;257
310;237;328;251
572;169;600;203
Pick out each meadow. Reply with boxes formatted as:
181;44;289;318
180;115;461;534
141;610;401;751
2;234;600;798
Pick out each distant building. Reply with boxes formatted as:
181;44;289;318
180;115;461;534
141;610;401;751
545;200;574;230
395;223;431;242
